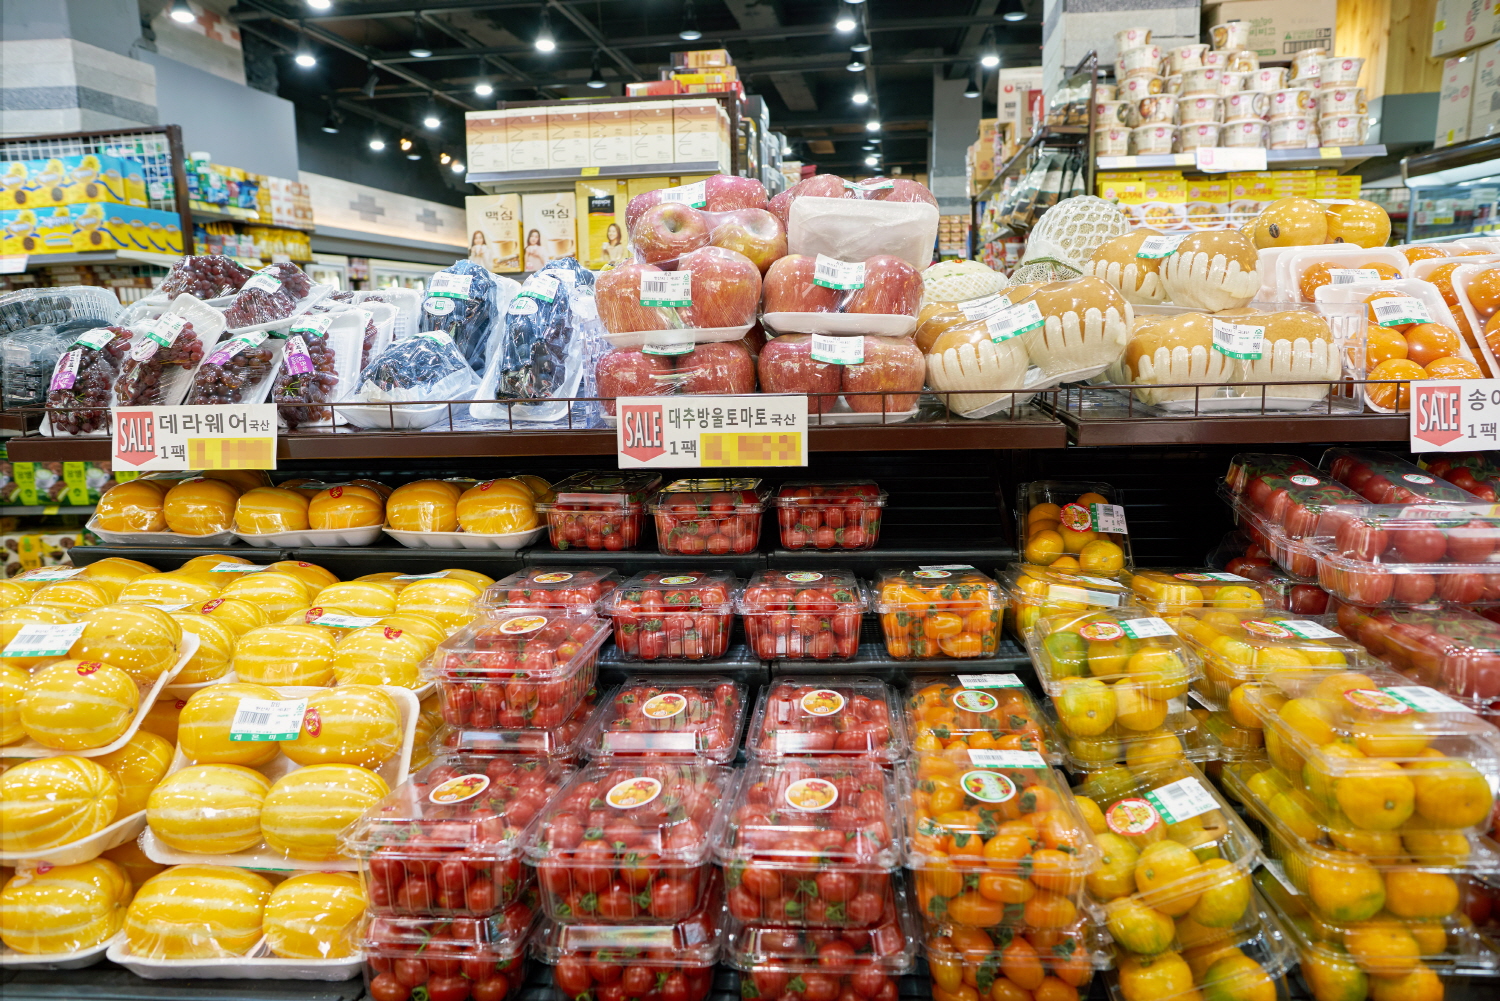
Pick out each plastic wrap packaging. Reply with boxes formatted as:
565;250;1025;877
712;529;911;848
625;174;770;230
44;325;131;434
3;324;72;409
270;310;367;428
221;263;317;330
1324;447;1482;504
113;312;208;409
923;296;1038;418
343;331;481;427
0;286;121;335
157;256;254;300
761;253;923;336
1422;451;1500;500
184;330;282;406
768;173;937;226
596;247;761;350
473;258;587;423
746;677;902;761
623;176;781;272
874;567;1005;659
759;333;923;417
594;339;755;416
324;295;391;370
418;260;511;373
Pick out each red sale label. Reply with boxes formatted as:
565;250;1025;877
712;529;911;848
1410;379;1500;452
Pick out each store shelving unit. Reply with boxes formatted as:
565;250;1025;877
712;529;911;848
1097;144;1387;173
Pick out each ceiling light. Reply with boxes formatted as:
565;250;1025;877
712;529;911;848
361;64;379;98
294;48;317;68
866;120;880;131
850;29;870;52
835;15;856;31
320;105;340;133
369;136;386;151
407;151;422;160
846;54;865;72
169;0;195;23
410;16;432;58
475;81;493;96
440;152;451;164
980;29;1000;68
851;89;868;105
845;0;866;5
865;156;878;166
451;160;466;173
1002;0;1026;21
587;50;606;88
981;52;1000;68
424;116;441;129
306;0;331;9
536;9;556;52
680;0;702;41
964;76;981;98
410;45;432;58
869;137;880;143
400;138;413;151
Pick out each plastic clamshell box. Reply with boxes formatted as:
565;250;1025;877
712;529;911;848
529;870;724;974
1025;605;1200;696
534;470;663;551
772;480;888;551
921;911;1111;995
745;676;907;765
1176;607;1377;710
1000;562;1136;638
524;761;737;924
1303;502;1500;607
1332;602;1500;710
578;676;747;764
361;911;529;999
1016;479;1133;572
429;608;611;731
1220;470;1364;579
433;691;598;758
651;477;768;556
600;570;737;662
342;754;574;917
1126;567;1285;619
1324;447;1484;505
737;568;867;661
1039;688;1218;770
1207;560;1331;618
904;673;1065;766
1239;669;1500;838
872;567;1007;660
1223;453;1322;501
478;567;621;613
721;873;917;975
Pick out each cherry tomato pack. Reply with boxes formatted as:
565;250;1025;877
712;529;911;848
738;569;867;661
362;907;533;1001
773;480;887;551
746;678;907;765
874;567;1006;660
435;690;598;757
1334;601;1500;716
479;567;621;613
602;570;737;661
651;477;767;556
579;676;747;763
536;471;663;551
1324;447;1484;505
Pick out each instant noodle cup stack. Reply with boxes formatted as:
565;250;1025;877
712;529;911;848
161;478;240;536
0;756;121;853
123;864;272;959
0;858;130;954
1085;229;1168;305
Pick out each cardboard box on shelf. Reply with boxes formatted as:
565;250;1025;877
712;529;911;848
1472;38;1500;138
626;81;683;96
997;68;1044;131
465;193;523;273
71;204;184;255
1;531;87;577
507;109;549;171
1438;51;1478;146
673;99;720;164
1039;0;1201;65
1432;0;1500;59
672;49;732;68
631;101;675;165
520;191;575;270
589;105;632;167
1205;0;1337;63
547;108;591;169
576;179;630;270
465;110;510;174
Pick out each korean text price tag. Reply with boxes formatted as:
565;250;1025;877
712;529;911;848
812;255;866;291
810;334;864;365
3;622;86;658
1411;378;1500;452
1281;619;1341;639
1136;234;1188;259
1090;503;1127;533
640;271;691;308
985;301;1044;342
1145;778;1218;823
112;403;277;472
1372;296;1432;327
230;698;308;742
1212;319;1265;360
1120;617;1176;639
617;394;808;469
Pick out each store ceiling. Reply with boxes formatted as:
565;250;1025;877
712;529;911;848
228;0;1042;176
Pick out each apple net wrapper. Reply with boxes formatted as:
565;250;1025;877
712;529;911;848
1238;335;1342;399
1160;250;1261;311
1021;303;1132;384
1130;342;1237;405
1083;259;1166;305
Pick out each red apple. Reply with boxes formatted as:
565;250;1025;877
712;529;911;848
596;262;673;333
843;255;923;316
675;340;755;395
708;208;786;275
705;175;768;213
758;334;840;413
631;202;710;268
595;348;675;415
678;246;761;328
768;174;848;229
863;177;939;207
842;335;923;413
625;189;666;232
740;323;766;359
762;254;840;313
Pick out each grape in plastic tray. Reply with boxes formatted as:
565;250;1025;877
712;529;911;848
492;258;589;402
45;326;130;434
419;260;504;373
222;263;314;329
183;331;277;406
114;316;206;408
352;331;480;406
158;256;254;300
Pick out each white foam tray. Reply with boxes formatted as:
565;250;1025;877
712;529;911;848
0;809;147;867
140;684;418;871
339;394;473;430
3;633;197;758
601;324;751;350
107;937;362;981
234;525;386;548
760;313;917;337
0;931;122;970
85;517;239;548
1444;263;1500;377
161;668;239;700
383;527;544;550
812;400;920;424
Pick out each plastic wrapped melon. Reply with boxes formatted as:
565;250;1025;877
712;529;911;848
925;305;1033;418
920;259;1006;306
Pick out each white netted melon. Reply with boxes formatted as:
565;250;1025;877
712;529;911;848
920;259;1006;306
1021;196;1132;272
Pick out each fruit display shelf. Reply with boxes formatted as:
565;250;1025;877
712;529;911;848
772;637;1030;681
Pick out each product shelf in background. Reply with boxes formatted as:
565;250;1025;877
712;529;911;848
1097;144;1388;173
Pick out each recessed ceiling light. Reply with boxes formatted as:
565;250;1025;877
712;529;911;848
423;115;441;129
836;16;856;31
169;0;195;23
475;82;494;96
852;90;868;105
369;137;386;151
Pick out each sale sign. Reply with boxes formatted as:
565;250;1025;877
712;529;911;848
1410;379;1500;452
112;404;277;471
616;395;808;468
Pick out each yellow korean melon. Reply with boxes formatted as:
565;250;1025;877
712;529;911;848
394;578;482;632
28;580;110;613
0;604;76;670
267;561;340;592
95;730;175;815
409;696;441;772
147;763;270;854
0;580;32;609
331;626;428;689
20;660;140;750
117;573;220;607
0;756;120;852
260;764;389;862
280;685;403;769
77;557;157;601
0;662;26;745
102;840;167;895
231;624;335;686
219;572;312;620
177;683;283;766
196;596;267;637
72;604;183;683
312;582;397;618
376;613;444;654
262;871;367;959
167;612;236;685
0;860;129;953
139;697;186;744
124;864;271;959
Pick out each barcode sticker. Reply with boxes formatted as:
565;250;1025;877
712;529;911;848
1280;619;1340;639
306;611;383;629
3;622;86;658
428;272;474;298
73;327;117;350
241;272;283;294
640;271;692;307
49;349;81;391
959;294;1010;321
1048;583;1121;606
1212;319;1265;360
289;314;333;338
604;732;700;751
393;571;450;581
919;565;975;571
147;313;189;349
642;339;696;356
1386;687;1474;713
517;272;560;303
1371;295;1432;327
985;301;1045;342
810;333;864;365
1145;777;1218;824
967;749;1048;768
1075;574;1124;587
812;255;866;291
957;674;1025;688
211;562;267;573
1328;268;1382;285
1120;617;1176;639
1136;234;1188;259
847;178;895;191
418;329;456;346
658;180;708;208
1201;572;1250;581
1091;504;1128;534
230;697;308;742
13;566;86;582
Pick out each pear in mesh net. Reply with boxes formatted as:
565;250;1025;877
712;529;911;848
1159;231;1261;311
1084;230;1167;305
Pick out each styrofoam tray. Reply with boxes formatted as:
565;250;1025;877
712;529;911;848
1444;263;1500;377
0;809;147;867
0;931;122;970
1256;247;1299;302
107;937;362;981
760;313;917;337
162;669;238;700
275;306;370;430
234;525;386;548
84;517;239;547
812;399;920;424
140;684;418;871
182;328;288;409
338;394;473;430
601;324;752;350
383;527;544;551
3;633;197;758
1279;245;1409;302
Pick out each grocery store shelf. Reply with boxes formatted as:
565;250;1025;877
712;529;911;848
467;162;727;194
774;638;1031;681
1097;144;1386;173
16;249;178;268
973;126;1090;202
310;225;466;267
1404;134;1500;185
0;412;40;433
191;207;314;232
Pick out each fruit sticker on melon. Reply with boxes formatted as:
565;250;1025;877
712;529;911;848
124;864;272;959
0;756;120;853
279;685;403;769
331;625;428;688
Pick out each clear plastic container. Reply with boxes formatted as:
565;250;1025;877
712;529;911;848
430;608;610;730
773;480;888;551
1305;503;1500;607
651;477;767;556
1241;668;1500;837
343;755;571;916
1192;705;1268;760
1072;760;1264;953
1176;607;1377;710
873;568;1006;660
1422;452;1500;502
435;690;598;758
904;674;1065;765
717;760;901;926
738;569;866;660
1324;448;1484;505
578;677;746;763
923;911;1106;1001
524;761;736;924
362;908;531;1001
601;570;736;661
1332;602;1500;709
478;567;620;612
1127;568;1285;618
1000;562;1136;638
535;471;662;551
746;677;907;765
1017;480;1132;573
1038;694;1218;771
1223;453;1322;501
1027;606;1200;696
1220;466;1366;579
1211;557;1331;617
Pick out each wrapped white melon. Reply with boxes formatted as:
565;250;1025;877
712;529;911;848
1012;277;1133;384
1084;229;1167;305
1022;196;1132;271
925;310;1033;419
1124;312;1236;405
920;259;1006;307
1159;231;1261;311
1237;310;1341;399
914;282;1044;353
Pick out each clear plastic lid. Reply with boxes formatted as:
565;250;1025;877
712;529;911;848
529;871;723;967
652;478;768;514
435;689;598;757
478;567;621;611
721;874;917;976
873;568;1006;660
1324;448;1483;505
1017;480;1132;573
602;570;738;616
1333;602;1500;707
738;570;866;660
579;677;747;763
718;760;901;874
1127;568;1284;617
746;677;907;764
1042;695;1218;771
905;674;1064;765
1002;562;1136;637
1223;453;1321;501
1176;608;1377;710
1026;606;1200;696
773;480;888;509
525;761;737;869
430;608;612;683
536;471;663;512
361;908;533;963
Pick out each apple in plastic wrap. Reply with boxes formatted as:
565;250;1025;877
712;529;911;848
763;254;841;313
758;334;840;413
705;175;769;212
708;209;786;274
865;178;939;207
596;348;675;415
596;262;676;333
768;174;849;229
741;325;766;360
843;335;924;413
631;202;710;267
680;246;761;328
676;340;756;395
844;255;923;316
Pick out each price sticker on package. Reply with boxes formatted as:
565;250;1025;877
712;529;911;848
1328;268;1383;285
642;338;696;357
1145;778;1218;824
1119;617;1176;639
241;271;282;294
1091;504;1128;534
967;749;1047;769
516;272;560;303
428;271;474;299
658;180;707;208
12;566;85;582
111;403;278;472
640;271;691;308
2;622;86;658
1372;295;1432;327
1212;318;1265;360
812;255;866;290
210;562;268;573
289;314;333;339
957;674;1025;689
1136;234;1188;259
617;394;808;469
1280;619;1341;639
73;327;117;351
985;301;1044;343
958;294;1009;321
810;334;864;365
230;698;308;742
